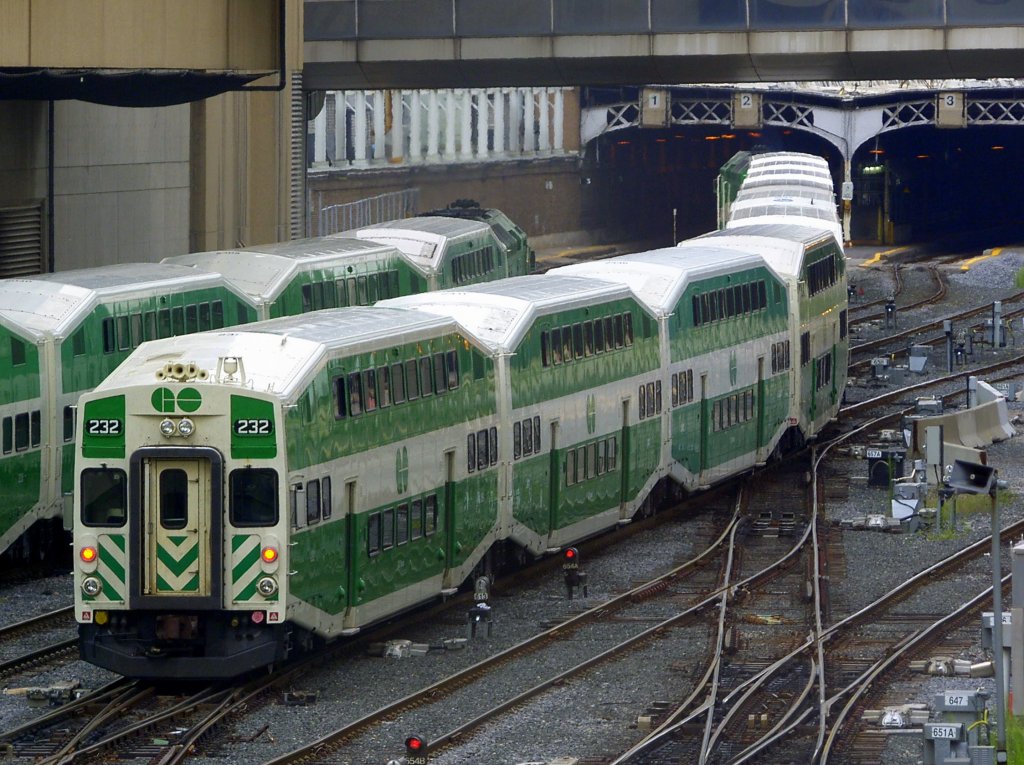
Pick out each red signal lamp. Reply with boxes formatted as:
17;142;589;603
405;735;427;754
261;546;279;564
80;546;98;563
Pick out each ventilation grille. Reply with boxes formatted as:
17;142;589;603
0;201;45;278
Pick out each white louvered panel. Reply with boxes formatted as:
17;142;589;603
0;201;44;278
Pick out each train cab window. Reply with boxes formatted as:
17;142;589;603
63;406;75;442
425;494;437;535
81;467;127;527
10;337;26;366
14;413;29;451
390;363;406;404
199;303;212;331
405;359;420;400
157;309;172;338
171;307;185;336
71;328;86;357
446;351;459;389
348;372;363;415
2;417;11;454
411;499;423;539
368;512;381;556
377;366;391;408
419;357;433;397
396;503;409;545
306;480;321;524
159;469;189;530
433;353;447;394
30;410;40;447
212;301;225;329
184;304;198;334
363;369;378;412
382;508;395;549
230;468;279;527
321;477;332;520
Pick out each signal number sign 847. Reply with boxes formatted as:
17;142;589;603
234;418;273;436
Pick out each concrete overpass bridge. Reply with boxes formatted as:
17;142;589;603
304;0;1024;90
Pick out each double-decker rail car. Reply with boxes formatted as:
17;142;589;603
3;207;535;561
0;264;258;559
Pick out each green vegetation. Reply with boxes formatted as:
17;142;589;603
1005;712;1024;763
1015;267;1024;289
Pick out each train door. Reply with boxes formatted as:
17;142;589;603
699;373;709;478
618;399;630;510
442;450;458;590
756;356;766;463
547;421;560;535
143;459;210;597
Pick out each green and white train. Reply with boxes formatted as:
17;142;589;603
73;153;846;678
0;206;532;562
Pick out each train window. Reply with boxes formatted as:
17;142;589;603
522;418;533;457
141;311;155;342
30;410;40;447
199;303;212;331
671;373;679;406
572;324;583;359
566;449;576;485
335;279;348;307
597;439;605;475
562;325;573;361
602;317;613;351
576;446;587;479
368;512;381;556
467;432;476;473
476;429;488;471
655;381;662;413
367;274;378;303
382;508;394;549
347;372;363;416
357;276;368;305
700;295;710;327
489;426;498;465
405;359;420;400
63;406;75;442
396;503;409;545
14;413;29;451
541;332;550;367
130;313;143;347
550;328;562;364
159;469;189;530
236;303;249;325
447;349;461;388
800;332;810;366
726;288;736;317
774;282;782;304
212;301;224;329
587;443;597;478
513;422;522;459
839;309;848;340
425;494;437;536
2;417;10;454
692;296;701;327
377;366;391;408
614;315;624;348
72;328;86;356
185;304;198;334
333;377;347;418
301;284;313;312
363;369;378;412
115;316;130;351
390;362;406;404
101;318;115;353
411;498;423;539
647;383;656;414
533;416;541;453
157;309;171;338
771;344;778;374
320;476;332;520
638;384;646;419
347;278;358;307
433;354;447;394
306;480;321;525
453;258;463;285
741;284;750;314
758;282;768;310
171;306;185;336
594;319;604;352
584;322;594;356
419;357;433;397
81;467;127;527
607;437;617;471
9;337;25;366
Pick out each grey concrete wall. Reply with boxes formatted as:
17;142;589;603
0;102;47;206
53;101;190;270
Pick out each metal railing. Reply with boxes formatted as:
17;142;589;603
311;188;419;237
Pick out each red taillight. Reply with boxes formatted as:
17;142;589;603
261;546;278;564
251;610;265;624
80;546;98;563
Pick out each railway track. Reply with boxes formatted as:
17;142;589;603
0;606;78;681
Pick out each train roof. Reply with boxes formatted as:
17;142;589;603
0;263;231;340
351;216;490;272
380;274;635;352
94;307;460;401
735;184;834;204
162;238;398;303
548;246;770;317
691;225;838;278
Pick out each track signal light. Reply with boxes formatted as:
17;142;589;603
563;547;579;565
405;734;428;762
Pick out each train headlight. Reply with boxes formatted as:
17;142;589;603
177;418;195;437
159;419;176;437
82;576;103;597
80;546;98;564
256;577;278;597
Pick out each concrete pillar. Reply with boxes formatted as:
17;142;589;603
538;87;550;152
509;89;522;153
493;89;505;155
313;99;328;167
409;90;422;161
444;90;456;159
339;91;352;165
373;91;386;161
460;90;473;160
553;88;564;151
523;88;536;153
391;90;404;162
475;90;488;158
353;90;367;166
427;90;440;161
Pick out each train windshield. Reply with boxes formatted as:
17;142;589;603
81;467;127;527
229;468;279;526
